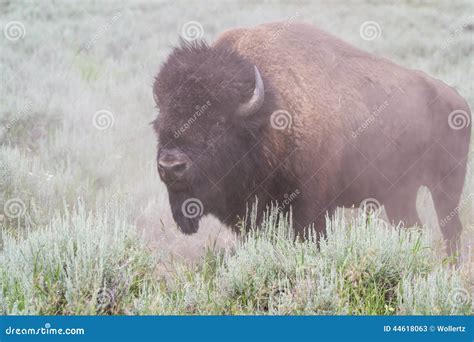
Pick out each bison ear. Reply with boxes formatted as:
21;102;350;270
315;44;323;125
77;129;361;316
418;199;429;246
235;66;265;117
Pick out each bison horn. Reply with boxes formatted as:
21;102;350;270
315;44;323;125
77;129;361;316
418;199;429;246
235;66;265;117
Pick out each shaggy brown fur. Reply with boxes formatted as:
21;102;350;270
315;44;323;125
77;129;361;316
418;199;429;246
153;22;471;255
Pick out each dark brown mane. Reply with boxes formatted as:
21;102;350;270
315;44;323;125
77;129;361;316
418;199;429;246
153;39;256;117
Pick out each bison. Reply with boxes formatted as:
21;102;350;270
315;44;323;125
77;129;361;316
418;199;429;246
152;22;471;255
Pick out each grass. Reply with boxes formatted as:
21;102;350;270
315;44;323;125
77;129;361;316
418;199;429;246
1;200;154;315
1;204;471;315
1;0;473;315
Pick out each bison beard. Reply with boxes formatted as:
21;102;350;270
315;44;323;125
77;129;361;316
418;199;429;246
153;22;471;257
168;191;200;234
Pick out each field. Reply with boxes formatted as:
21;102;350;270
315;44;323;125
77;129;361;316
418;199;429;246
0;0;473;315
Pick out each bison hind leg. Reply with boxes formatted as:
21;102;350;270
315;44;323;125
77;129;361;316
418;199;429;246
430;174;466;258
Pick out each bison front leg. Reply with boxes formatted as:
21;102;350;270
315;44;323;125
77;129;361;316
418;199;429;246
383;186;423;228
291;194;336;243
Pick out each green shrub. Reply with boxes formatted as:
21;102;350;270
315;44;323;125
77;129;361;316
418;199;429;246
0;201;155;315
128;208;472;315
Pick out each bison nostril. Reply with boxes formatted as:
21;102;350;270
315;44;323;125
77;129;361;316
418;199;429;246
172;162;187;173
158;159;189;178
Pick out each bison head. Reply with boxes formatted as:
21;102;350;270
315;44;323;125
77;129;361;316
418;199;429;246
152;40;271;234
